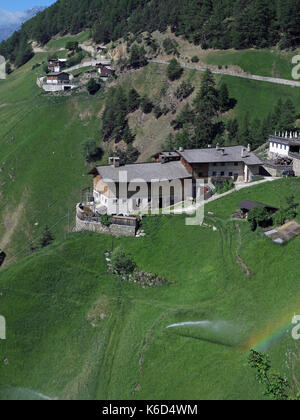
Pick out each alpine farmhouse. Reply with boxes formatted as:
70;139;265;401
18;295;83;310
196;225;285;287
88;145;262;215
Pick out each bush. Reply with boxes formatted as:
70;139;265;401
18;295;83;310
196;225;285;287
154;105;163;119
167;59;183;81
140;96;153;114
42;63;49;74
82;140;103;162
110;248;136;275
273;194;299;226
87;78;100;95
162;38;179;56
174;81;194;100
127;88;141;112
247;206;270;231
129;44;147;69
100;214;112;226
214;179;234;194
116;144;140;165
191;56;199;63
32;63;41;70
39;226;54;248
5;62;12;74
66;41;79;51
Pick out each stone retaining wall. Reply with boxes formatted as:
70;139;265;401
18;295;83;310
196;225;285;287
75;216;136;237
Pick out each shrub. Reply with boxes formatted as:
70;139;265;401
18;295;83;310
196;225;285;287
162;38;179;56
32;63;41;70
39;226;54;248
140;96;153;114
87;78;100;95
167;59;183;81
110;248;136;275
66;41;79;52
127;88;141;112
214;179;234;194
191;56;199;63
273;194;299;226
82;140;103;162
247;206;270;231
129;44;147;69
100;214;112;226
174;81;194;100
5;62;12;74
154;105;163;119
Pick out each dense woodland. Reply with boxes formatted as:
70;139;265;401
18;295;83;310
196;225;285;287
1;0;300;67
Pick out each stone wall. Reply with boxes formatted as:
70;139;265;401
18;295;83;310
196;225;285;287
75;216;136;237
42;84;77;92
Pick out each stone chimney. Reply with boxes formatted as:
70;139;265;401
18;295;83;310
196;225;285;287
179;147;184;152
247;143;251;152
216;143;220;151
241;148;247;159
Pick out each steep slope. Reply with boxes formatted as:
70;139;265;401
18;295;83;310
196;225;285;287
1;179;300;400
0;44;299;264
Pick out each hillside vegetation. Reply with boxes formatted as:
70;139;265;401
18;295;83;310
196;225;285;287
1;0;300;70
0;36;299;262
1;178;300;399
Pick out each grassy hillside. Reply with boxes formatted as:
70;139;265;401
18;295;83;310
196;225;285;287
0;38;299;265
1;178;300;400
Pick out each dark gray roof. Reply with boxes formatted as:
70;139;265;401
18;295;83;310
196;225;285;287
177;146;262;166
47;72;69;77
94;161;192;182
238;200;278;211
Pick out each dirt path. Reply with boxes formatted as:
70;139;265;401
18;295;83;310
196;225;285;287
0;200;25;250
150;59;300;88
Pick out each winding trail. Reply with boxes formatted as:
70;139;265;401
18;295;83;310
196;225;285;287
149;59;300;88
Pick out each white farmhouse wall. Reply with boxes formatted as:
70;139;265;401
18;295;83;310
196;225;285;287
269;141;289;158
208;162;245;181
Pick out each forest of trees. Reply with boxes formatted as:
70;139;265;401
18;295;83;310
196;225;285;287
165;70;297;151
1;0;300;68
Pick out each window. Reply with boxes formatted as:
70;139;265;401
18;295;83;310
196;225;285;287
213;171;217;176
221;163;225;166
234;162;238;166
198;172;203;177
221;172;225;176
229;172;233;177
213;163;217;166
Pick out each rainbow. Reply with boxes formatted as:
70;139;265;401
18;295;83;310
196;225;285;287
241;311;296;352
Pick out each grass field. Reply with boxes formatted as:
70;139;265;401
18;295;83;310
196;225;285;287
46;31;91;50
205;49;297;80
1;178;300;400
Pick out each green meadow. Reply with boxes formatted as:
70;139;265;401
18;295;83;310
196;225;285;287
1;178;300;399
205;49;297;80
